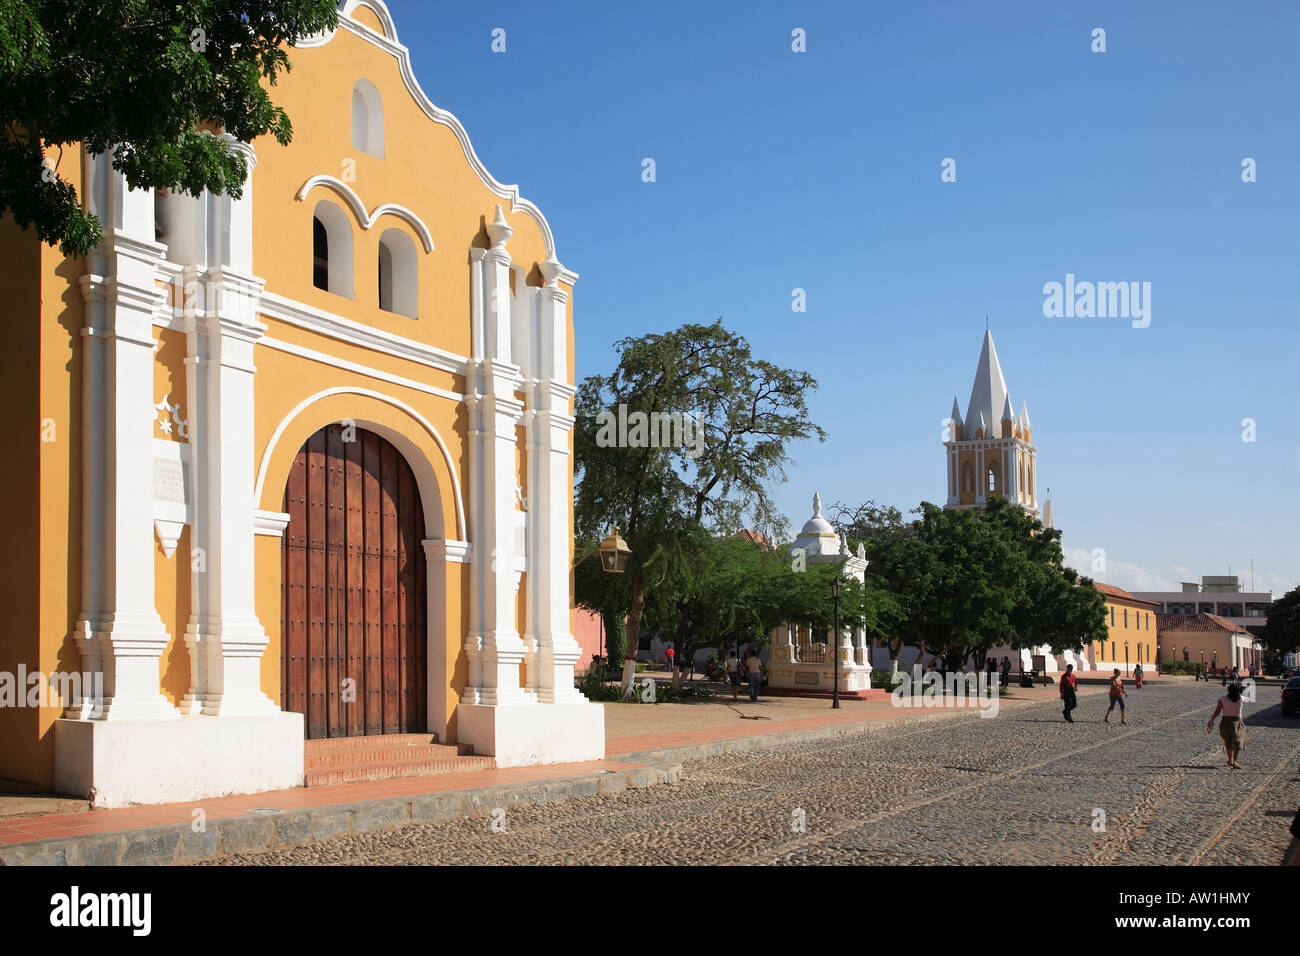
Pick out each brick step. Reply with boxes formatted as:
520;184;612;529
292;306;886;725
762;687;891;701
304;733;446;753
304;754;496;787
305;742;466;770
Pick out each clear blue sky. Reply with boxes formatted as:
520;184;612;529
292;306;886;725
387;0;1300;596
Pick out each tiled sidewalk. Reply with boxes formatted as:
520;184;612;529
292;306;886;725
0;682;1101;864
0;759;648;852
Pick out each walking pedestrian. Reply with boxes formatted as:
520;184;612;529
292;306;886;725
725;650;741;701
745;647;763;702
1059;663;1078;722
1104;668;1127;724
1000;656;1011;690
1221;666;1228;687
1133;662;1143;689
1207;682;1246;769
1195;663;1203;682
665;645;674;672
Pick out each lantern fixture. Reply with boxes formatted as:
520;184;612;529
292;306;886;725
598;526;632;574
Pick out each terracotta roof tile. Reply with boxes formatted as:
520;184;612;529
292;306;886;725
1156;612;1249;635
1094;582;1160;606
734;529;772;551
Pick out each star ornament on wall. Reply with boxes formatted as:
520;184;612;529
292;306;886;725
153;395;189;440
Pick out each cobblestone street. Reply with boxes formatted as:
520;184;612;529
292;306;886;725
207;683;1300;866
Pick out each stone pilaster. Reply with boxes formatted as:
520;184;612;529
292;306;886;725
177;141;277;716
531;257;584;704
74;152;177;721
462;207;528;707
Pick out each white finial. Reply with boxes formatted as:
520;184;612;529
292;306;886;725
812;492;822;517
486;204;513;250
539;254;564;288
840;533;850;557
856;542;865;560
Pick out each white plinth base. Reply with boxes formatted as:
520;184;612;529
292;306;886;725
55;711;304;808
767;663;874;693
457;701;605;768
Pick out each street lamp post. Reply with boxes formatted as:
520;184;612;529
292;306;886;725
1124;641;1129;677
830;576;842;710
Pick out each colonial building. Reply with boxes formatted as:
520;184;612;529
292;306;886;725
944;329;1039;516
1081;583;1161;674
1157;613;1260;674
0;0;603;807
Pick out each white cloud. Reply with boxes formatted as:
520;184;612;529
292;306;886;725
1062;548;1296;597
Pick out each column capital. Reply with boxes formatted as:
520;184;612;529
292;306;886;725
218;132;258;171
423;538;472;563
253;510;291;537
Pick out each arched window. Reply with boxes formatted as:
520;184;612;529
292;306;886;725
377;227;417;318
311;200;354;298
312;217;328;290
352;79;384;159
987;463;999;495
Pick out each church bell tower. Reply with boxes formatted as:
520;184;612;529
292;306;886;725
944;329;1039;517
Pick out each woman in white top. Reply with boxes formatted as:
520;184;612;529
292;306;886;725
724;651;741;701
1207;682;1245;768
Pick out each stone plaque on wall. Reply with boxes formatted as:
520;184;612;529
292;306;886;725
154;458;187;504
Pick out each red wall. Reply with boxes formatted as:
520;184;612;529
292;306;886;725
573;608;605;673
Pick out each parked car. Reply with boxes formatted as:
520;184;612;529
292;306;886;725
1282;677;1300;717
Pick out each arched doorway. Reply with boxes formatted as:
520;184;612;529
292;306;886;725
281;423;427;739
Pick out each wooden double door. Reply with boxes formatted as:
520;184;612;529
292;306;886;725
280;424;427;739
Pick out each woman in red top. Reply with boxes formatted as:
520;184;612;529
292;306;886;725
1104;668;1127;724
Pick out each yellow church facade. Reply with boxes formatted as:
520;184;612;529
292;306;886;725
0;0;603;807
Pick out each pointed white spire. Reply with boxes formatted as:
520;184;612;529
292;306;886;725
965;328;1011;441
840;533;850;557
949;397;963;430
1000;394;1014;435
1019;401;1031;430
977;409;987;438
856;542;866;559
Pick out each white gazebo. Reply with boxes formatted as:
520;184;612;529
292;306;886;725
766;494;878;699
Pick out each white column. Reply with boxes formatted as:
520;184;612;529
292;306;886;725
75;153;177;721
180;142;277;716
466;208;528;707
424;538;471;741
532;257;585;704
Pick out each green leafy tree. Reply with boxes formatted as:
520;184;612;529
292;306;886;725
574;319;824;688
602;610;627;672
1263;586;1300;657
0;0;338;257
637;532;882;690
831;495;1106;669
